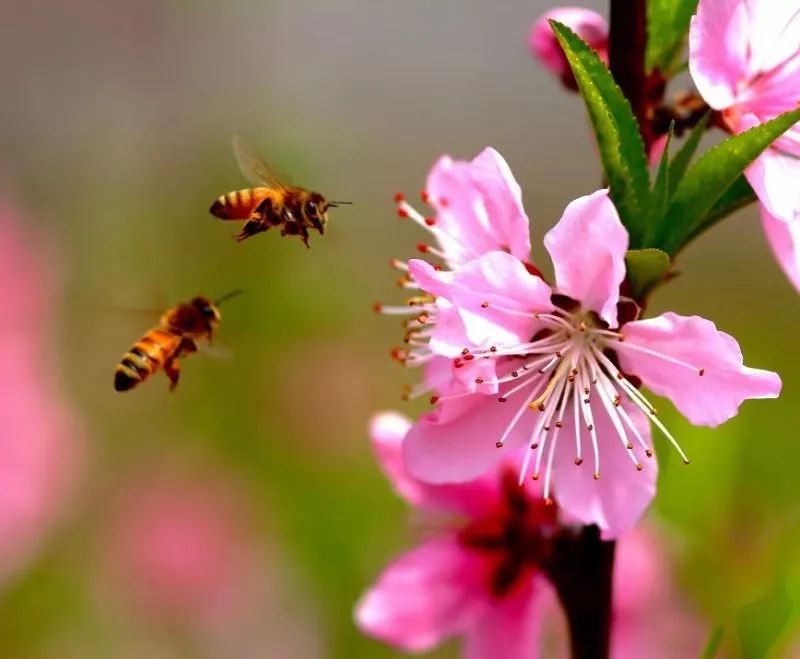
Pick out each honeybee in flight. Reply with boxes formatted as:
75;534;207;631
209;136;350;247
114;290;241;393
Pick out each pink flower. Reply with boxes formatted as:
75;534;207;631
0;201;80;579
356;412;557;658
529;8;609;89
108;474;257;627
400;188;780;538
689;0;800;289
357;413;707;658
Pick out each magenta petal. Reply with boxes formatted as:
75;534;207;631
688;0;750;109
551;401;656;540
427;148;532;267
355;537;487;653
404;395;538;484
618;312;782;427
529;7;608;76
543;189;628;327
761;203;800;292
410;253;553;348
464;578;542;659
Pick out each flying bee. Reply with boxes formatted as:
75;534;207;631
209;136;350;247
114;290;242;393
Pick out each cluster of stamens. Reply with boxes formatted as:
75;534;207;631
376;192;700;504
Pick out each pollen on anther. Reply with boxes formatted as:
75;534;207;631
373;302;383;313
646;449;653;457
424;217;436;226
699;368;705;376
531;473;540;481
682;459;691;465
587;424;594;431
555;421;563;428
397;208;409;218
538;403;545;412
575;457;583;466
511;371;519;378
430;395;439;404
481;301;490;308
498;396;508;403
394;192;406;203
496;441;504;448
490;346;498;353
475;377;484;384
531;443;539;450
635;463;644;471
626;442;633;450
593;472;600;480
416;242;429;253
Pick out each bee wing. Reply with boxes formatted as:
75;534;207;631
196;341;234;362
232;135;290;191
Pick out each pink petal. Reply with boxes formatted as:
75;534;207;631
404;394;539;484
464;578;543;659
355;537;488;653
369;411;501;516
427;148;531;268
543;190;628;327
551;401;657;540
761;203;800;292
409;253;553;348
617;312;781;427
688;0;751;109
745;146;800;225
745;1;800;77
529;7;608;77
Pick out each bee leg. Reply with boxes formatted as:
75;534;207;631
234;220;267;243
164;358;181;392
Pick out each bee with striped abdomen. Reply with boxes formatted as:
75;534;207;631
114;291;241;392
209;136;350;247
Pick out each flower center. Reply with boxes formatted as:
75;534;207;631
458;469;557;598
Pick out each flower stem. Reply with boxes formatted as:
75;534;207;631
608;0;653;151
543;525;616;659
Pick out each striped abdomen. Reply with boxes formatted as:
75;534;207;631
114;328;182;392
209;187;274;220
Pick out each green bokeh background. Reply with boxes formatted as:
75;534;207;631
1;0;799;656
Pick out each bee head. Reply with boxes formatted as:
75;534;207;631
304;192;329;234
191;296;221;327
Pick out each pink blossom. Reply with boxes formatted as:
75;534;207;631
529;8;608;88
108;474;257;627
0;201;80;579
689;0;800;289
391;187;780;538
357;413;707;658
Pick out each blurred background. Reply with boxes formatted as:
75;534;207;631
1;0;799;656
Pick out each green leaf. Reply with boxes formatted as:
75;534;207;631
687;175;757;242
653;108;800;254
551;20;651;246
650;123;674;227
700;626;724;659
625;248;671;299
668;112;710;197
646;0;699;74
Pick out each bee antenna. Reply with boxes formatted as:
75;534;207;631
215;289;244;305
329;200;353;206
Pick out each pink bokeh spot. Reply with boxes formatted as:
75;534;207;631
0;201;81;580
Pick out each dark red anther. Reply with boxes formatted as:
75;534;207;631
496;441;504;448
420;190;430;203
373;302;383;313
434;264;443;271
463;353;475;361
397;207;409;218
430;395;439;404
424;217;436;226
481;301;490;308
394;192;406;203
498;396;508;403
438;197;449;207
416;242;429;253
490;346;498;352
523;262;544;279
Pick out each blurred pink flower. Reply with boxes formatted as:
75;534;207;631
529;7;608;89
108;474;257;627
357;412;707;658
0;201;80;579
401;188;780;538
689;0;800;289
